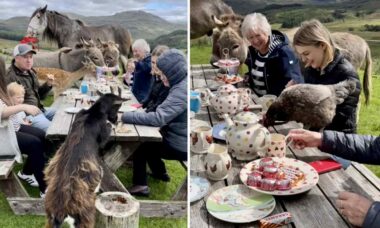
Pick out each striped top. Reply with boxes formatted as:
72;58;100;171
250;34;283;96
0;99;22;132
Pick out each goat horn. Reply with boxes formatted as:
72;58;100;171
212;15;228;27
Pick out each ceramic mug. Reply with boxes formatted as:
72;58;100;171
259;94;277;111
190;91;202;113
204;143;232;180
267;133;288;158
191;126;213;153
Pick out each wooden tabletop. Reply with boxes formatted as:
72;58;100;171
190;64;380;228
46;76;162;143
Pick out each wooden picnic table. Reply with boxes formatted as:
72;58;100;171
190;64;380;228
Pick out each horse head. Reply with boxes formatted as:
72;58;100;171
97;39;120;67
27;5;48;37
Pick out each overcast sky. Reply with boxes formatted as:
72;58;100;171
0;0;187;23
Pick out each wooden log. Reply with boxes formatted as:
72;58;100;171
95;192;139;228
0;159;15;179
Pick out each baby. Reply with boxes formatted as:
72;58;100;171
7;82;32;130
122;59;135;86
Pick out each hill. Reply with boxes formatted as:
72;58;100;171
148;30;187;50
0;10;185;41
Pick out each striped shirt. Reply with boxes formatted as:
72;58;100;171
250;34;283;96
0;99;22;132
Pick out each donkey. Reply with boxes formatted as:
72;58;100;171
44;94;123;228
27;5;132;67
33;38;105;72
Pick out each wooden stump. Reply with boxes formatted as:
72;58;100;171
95;192;140;228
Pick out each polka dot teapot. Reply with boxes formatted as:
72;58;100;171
223;112;271;161
205;85;251;118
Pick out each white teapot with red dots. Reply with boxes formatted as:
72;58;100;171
223;112;271;161
206;85;250;118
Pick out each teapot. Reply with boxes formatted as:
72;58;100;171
206;85;251;118
223;112;271;161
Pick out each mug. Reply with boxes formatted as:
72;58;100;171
259;94;277;111
190;91;202;113
204;143;232;180
267;133;288;158
194;88;210;106
191;126;213;153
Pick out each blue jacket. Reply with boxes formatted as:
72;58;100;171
321;130;380;228
304;50;361;133
122;49;187;153
132;55;154;103
245;30;304;96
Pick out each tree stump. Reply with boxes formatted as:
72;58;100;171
95;192;140;228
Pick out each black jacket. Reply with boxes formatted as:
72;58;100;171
245;30;304;96
6;60;51;111
142;78;169;113
304;50;361;133
320;130;380;228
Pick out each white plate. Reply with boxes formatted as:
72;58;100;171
206;184;275;223
64;107;82;114
190;176;210;203
240;157;319;196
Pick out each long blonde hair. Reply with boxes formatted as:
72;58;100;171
293;19;335;70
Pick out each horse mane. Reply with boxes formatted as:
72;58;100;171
43;10;86;47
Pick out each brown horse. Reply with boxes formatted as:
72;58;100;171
27;5;132;65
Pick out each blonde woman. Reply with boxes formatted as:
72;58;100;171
293;19;361;134
241;13;303;96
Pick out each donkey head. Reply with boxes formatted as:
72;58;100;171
97;39;120;67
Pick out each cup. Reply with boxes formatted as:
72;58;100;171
194;88;210;106
204;144;232;180
259;94;277;111
191;125;213;153
190;90;201;113
267;133;287;158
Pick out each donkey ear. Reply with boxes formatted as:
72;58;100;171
41;5;47;13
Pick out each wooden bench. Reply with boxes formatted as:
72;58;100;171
0;157;29;200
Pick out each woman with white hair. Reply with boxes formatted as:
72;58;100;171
241;13;304;96
131;39;154;102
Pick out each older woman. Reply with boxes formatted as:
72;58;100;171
131;39;154;102
122;49;187;196
241;13;304;96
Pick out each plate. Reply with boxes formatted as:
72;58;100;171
190;119;210;131
64;107;82;114
215;74;243;85
206;184;275;223
240;157;319;196
212;123;227;141
118;105;138;113
190;176;210;203
213;61;240;68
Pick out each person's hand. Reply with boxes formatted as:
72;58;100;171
22;104;41;116
23;118;32;125
285;79;297;88
46;73;55;87
337;191;372;226
286;129;322;149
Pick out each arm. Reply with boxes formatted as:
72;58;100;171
1;104;40;119
279;47;304;84
320;130;380;165
363;202;380;228
122;83;186;127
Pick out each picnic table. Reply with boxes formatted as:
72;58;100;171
1;74;186;218
190;64;380;228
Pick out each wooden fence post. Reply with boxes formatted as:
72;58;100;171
95;191;139;228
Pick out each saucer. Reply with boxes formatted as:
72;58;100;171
64;107;82;114
212;123;227;141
